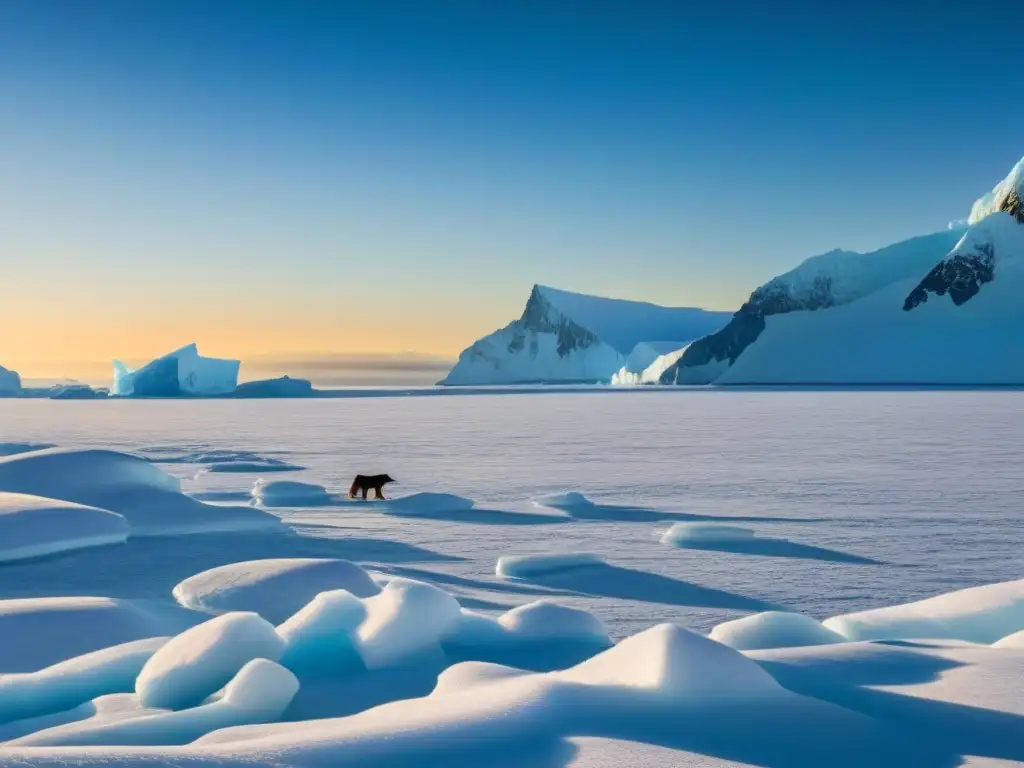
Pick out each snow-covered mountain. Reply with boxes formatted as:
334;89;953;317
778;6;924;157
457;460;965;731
660;229;965;384
440;285;730;385
668;154;1024;385
0;365;21;395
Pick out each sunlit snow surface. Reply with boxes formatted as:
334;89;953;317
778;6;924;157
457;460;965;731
0;390;1021;766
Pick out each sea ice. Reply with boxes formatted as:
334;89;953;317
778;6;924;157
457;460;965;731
173;558;380;623
823;578;1024;643
135;612;286;710
0;492;129;563
496;552;604;578
0;448;284;536
12;659;299;746
251;479;332;507
709;611;845;651
355;578;463;669
384;492;475;516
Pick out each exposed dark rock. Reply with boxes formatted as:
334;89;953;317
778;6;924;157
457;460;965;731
519;285;600;357
661;275;838;383
1003;188;1024;223
903;242;996;311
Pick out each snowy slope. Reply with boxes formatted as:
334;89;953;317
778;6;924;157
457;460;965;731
441;285;729;385
717;155;1024;384
661;229;964;384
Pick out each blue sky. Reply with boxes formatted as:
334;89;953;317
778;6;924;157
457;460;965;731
2;1;1022;380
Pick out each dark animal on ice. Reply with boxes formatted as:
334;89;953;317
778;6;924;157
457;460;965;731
349;474;395;500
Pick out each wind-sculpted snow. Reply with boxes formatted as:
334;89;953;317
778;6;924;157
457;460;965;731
530;491;595;510
0;448;285;536
0;597;195;673
442;284;729;385
0;493;129;563
496;552;604;578
661;522;755;544
710;611;845;651
135;612;285;710
384;492;475;516
824;578;1024;643
0;638;168;726
173;559;381;623
251;479;332;507
12;658;299;747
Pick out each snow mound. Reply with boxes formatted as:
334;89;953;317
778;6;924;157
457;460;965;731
0;448;284;536
0;442;54;457
251;479;332;507
0;597;194;673
531;491;595;510
384;492;475;516
497;552;604;578
277;590;367;672
12;659;299;747
173;558;380;624
560;623;783;700
661;522;756;545
112;343;239;397
355;578;463;669
709;611;845;651
993;629;1024;648
442;284;729;385
0;492;129;563
498;600;610;644
824;578;1024;643
135;612;285;710
0;637;167;726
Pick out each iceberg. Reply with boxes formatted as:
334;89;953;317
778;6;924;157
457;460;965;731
441;285;730;385
111;343;239;397
0;365;21;395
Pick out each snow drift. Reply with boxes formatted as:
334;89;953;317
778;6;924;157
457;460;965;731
441;285;729;385
710;611;845;651
251;479;332;507
0;492;129;563
0;448;284;536
112;343;239;397
823;578;1024;643
173;558;381;623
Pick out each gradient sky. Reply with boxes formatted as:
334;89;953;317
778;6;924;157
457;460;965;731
2;1;1023;383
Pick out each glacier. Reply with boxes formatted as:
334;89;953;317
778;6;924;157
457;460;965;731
112;343;240;397
662;153;1024;385
441;285;730;385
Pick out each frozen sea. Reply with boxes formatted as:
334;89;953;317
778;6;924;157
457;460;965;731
1;388;1020;640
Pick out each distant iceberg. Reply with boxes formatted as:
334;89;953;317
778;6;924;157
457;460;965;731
0;365;21;395
112;344;239;397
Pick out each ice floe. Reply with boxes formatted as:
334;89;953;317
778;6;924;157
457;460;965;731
251;479;333;507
